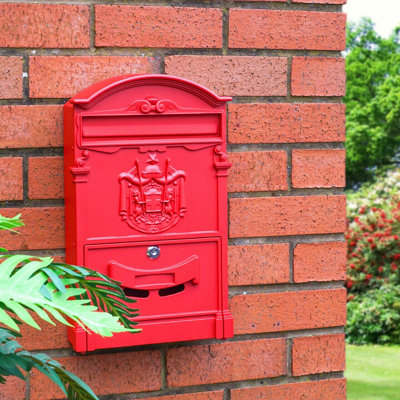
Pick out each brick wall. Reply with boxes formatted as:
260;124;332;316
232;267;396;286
0;1;347;399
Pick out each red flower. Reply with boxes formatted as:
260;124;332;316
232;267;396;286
360;206;367;214
391;263;398;272
394;236;399;241
393;254;400;260
371;243;376;249
350;263;356;269
378;266;384;273
366;274;373;280
347;280;353;288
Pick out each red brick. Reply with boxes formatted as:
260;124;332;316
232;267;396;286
294;241;347;282
229;10;345;50
229;195;346;238
230;288;346;334
19;315;69;351
165;56;287;96
0;376;26;400
0;207;64;251
292;149;346;188
292;334;345;376
96;6;222;48
0;57;23;99
293;0;346;3
167;339;286;387
30;350;161;399
142;392;224;400
228;103;345;144
228;243;290;286
291;57;345;97
0;158;23;201
28;156;63;199
228;151;287;192
29;56;159;98
0;105;63;148
0;4;89;48
231;379;346;400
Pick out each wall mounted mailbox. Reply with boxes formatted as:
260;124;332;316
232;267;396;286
64;75;233;352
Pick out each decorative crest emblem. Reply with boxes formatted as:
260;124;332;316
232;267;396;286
119;154;186;233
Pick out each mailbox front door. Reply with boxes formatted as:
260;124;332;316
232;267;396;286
64;75;232;352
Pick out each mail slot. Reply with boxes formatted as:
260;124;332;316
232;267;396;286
64;75;233;352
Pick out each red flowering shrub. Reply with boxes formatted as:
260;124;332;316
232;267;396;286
346;169;400;296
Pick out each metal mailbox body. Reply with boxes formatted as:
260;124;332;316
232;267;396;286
64;75;233;352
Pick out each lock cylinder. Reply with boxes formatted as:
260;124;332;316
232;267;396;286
147;245;160;259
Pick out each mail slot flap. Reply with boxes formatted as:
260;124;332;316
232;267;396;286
80;113;221;147
85;237;220;281
107;255;200;290
84;238;221;317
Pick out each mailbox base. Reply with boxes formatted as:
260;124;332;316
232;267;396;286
68;311;233;353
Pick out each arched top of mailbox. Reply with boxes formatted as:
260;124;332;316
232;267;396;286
70;74;232;109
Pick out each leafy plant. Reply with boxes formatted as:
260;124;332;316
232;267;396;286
346;168;400;296
346;284;400;345
345;19;400;187
0;214;139;399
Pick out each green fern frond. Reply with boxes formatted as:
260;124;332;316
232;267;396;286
0;328;99;399
0;255;139;337
0;214;24;233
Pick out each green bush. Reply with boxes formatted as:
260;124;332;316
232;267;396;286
347;284;400;344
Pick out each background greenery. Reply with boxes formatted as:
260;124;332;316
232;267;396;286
345;19;400;188
347;345;400;400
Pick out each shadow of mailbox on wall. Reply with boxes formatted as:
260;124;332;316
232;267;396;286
64;75;233;352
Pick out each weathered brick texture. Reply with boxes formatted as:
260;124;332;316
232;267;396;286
228;103;345;143
291;57;346;96
29;56;160;98
230;288;346;334
229;195;346;238
0;57;23;99
230;379;347;400
292;149;346;188
167;339;287;387
0;207;64;250
0;1;346;398
0;158;23;201
95;6;222;48
228;243;290;286
228;151;287;192
30;351;162;399
229;10;346;50
292;334;346;376
0;4;90;48
0;105;63;148
28;156;63;199
0;376;26;400
165;56;287;96
294;241;347;282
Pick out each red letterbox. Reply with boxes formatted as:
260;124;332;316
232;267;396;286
64;75;233;352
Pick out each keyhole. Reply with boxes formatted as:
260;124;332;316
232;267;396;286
147;245;160;259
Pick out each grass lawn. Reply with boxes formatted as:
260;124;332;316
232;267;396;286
346;345;400;400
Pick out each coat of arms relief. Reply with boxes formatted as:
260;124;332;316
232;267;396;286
118;153;186;233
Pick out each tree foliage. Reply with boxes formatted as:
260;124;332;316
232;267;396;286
345;18;400;187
